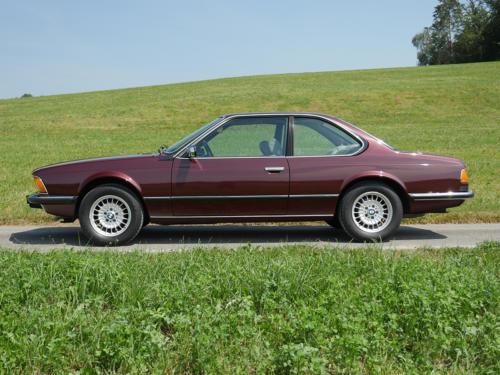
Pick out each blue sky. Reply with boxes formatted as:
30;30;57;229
1;0;438;99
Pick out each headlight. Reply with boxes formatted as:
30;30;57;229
33;176;48;193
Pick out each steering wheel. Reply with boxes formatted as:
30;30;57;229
196;140;213;157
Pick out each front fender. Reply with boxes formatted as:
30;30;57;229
77;170;143;195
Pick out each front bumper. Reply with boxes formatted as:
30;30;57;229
408;191;474;201
26;194;78;208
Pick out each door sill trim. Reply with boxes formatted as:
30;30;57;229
150;214;331;220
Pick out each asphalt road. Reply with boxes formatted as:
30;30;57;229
0;223;499;251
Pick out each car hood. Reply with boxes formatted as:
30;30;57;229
33;153;156;174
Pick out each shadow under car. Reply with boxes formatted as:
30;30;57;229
9;224;447;247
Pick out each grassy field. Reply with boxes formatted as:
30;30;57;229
0;62;498;224
0;243;498;374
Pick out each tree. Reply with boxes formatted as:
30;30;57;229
455;0;489;62
412;27;435;65
413;0;463;65
482;0;500;60
412;0;499;65
432;0;463;63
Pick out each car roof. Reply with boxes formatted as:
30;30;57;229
221;112;337;119
218;112;375;145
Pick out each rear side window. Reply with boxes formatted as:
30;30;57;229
293;117;362;156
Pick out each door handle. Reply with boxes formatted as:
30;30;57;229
265;166;285;173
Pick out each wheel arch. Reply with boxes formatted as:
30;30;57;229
337;173;410;214
76;175;149;222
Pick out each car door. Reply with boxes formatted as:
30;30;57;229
171;116;289;216
287;116;364;215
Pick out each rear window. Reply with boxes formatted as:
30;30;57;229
293;117;362;156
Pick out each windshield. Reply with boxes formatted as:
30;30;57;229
165;117;223;154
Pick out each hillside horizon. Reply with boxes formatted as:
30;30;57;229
0;61;498;224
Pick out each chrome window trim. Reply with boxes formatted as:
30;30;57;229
144;194;339;201
172;113;368;159
409;191;474;201
176;156;289;160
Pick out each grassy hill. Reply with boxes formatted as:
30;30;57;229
0;62;498;224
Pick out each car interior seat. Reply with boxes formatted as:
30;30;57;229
259;138;281;156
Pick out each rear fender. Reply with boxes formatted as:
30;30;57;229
338;170;409;213
340;170;407;192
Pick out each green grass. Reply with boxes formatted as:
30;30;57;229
0;243;498;374
0;62;499;224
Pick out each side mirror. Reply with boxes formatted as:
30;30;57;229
187;146;196;158
158;145;169;154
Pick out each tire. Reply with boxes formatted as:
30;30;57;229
325;215;341;229
338;182;403;241
79;184;144;246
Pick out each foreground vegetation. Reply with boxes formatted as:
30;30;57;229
0;243;498;374
0;62;499;224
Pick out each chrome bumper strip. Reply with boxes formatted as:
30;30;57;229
409;191;474;201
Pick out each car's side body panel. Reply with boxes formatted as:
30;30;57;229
170;157;289;216
287;156;342;215
27;112;473;225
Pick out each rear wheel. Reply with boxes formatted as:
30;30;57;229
79;184;144;246
338;182;402;241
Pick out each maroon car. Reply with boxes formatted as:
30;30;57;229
27;113;473;245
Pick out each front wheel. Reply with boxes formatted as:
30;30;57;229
338;182;402;241
79;184;144;246
325;215;341;229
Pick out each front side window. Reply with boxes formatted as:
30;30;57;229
195;117;288;157
293;117;362;156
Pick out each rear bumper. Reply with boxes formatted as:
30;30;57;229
26;194;78;208
409;191;474;201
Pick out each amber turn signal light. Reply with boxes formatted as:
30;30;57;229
460;169;469;183
34;176;47;193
